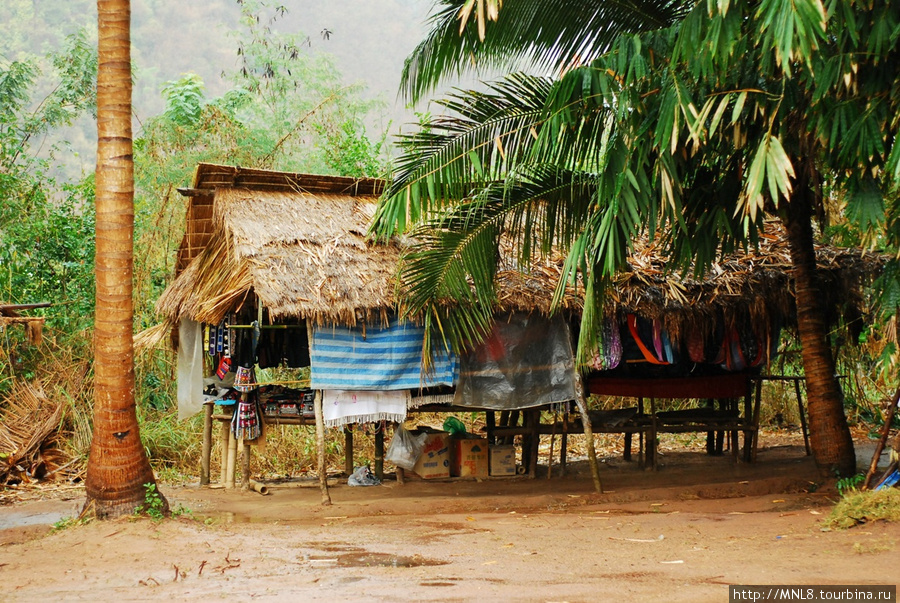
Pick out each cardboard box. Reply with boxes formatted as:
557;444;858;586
451;438;489;478
490;445;517;476
411;431;450;479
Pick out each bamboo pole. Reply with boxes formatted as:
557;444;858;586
863;387;900;490
225;428;237;489
309;322;332;505
374;424;385;481
241;441;251;491
574;370;603;493
314;389;332;505
219;419;229;485
201;403;212;486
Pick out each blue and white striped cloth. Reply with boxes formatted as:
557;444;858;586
310;320;458;390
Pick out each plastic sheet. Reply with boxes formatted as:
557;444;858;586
453;314;576;410
385;426;427;470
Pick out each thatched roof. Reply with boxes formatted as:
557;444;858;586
157;164;881;342
598;228;881;345
157;164;399;326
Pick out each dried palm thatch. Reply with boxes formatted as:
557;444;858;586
156;164;881;347
603;227;882;346
0;382;71;485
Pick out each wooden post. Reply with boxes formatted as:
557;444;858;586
374;424;385;481
863;386;900;490
486;411;496;445
794;377;811;456
241;441;251;490
201;402;213;486
219;418;230;485
225;428;237;489
313;388;332;505
308;322;332;506
649;397;658;471
560;406;568;476
528;409;539;479
547;410;556;479
749;379;763;462
344;427;354;476
573;371;602;493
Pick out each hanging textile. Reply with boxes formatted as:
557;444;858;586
232;396;261;440
453;313;577;410
176;319;205;420
321;389;410;428
590;317;622;370
626;314;669;365
310;319;457;390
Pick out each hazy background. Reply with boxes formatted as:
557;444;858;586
1;0;442;176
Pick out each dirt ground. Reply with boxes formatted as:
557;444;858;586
1;431;899;602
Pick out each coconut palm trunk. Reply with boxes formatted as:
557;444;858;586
82;0;167;519
783;160;856;477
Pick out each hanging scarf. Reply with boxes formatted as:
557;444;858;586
627;314;668;365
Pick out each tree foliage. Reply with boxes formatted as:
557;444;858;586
374;0;900;475
0;31;97;330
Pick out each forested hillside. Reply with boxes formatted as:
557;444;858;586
1;0;430;179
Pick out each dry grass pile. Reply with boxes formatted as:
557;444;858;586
0;381;72;485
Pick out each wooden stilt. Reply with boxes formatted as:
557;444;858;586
528;410;539;479
344;427;354;476
241;441;251;490
201;402;213;486
374;424;385;481
225;428;237;489
219;419;230;485
547;411;556;480
794;377;811;456
308;322;332;506
560;406;568;477
486;411;496;445
313;388;332;505
574;370;602;493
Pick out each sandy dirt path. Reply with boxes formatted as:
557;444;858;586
1;439;898;602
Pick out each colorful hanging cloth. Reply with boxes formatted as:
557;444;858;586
310;319;458;390
626;314;668;365
232;397;261;440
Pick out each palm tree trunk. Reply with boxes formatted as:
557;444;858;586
82;0;167;519
783;161;855;477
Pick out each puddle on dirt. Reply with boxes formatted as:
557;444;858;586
306;552;447;568
0;510;67;530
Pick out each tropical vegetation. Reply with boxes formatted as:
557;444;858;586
372;0;900;476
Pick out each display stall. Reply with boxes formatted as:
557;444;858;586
155;163;881;497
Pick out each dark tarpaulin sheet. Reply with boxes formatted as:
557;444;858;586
453;313;577;410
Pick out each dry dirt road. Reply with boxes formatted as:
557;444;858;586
1;436;898;602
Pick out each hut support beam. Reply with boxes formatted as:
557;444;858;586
574;370;602;493
309;322;332;506
201;402;212;486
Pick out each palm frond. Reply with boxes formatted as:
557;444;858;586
401;0;693;102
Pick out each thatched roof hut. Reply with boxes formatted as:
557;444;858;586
157;163;880;347
157;163;396;326
156;163;575;328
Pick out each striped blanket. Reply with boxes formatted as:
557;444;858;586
310;320;458;390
